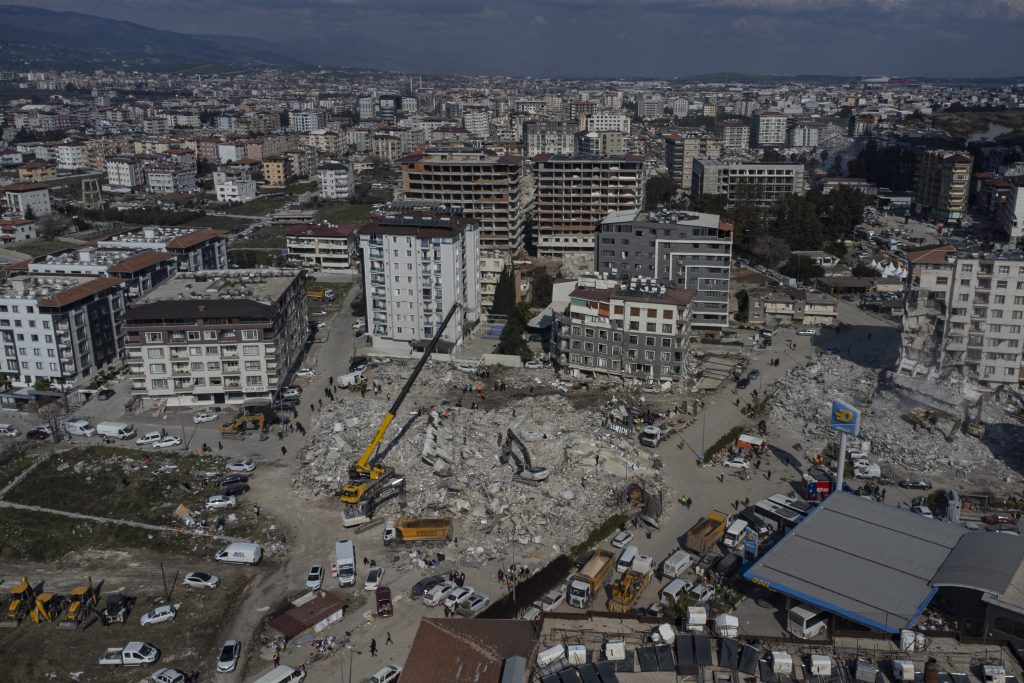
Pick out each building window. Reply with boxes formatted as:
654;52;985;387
145;332;163;343
242;345;259;356
204;331;218;340
191;362;204;370
246;375;262;386
147;348;165;358
187;331;200;340
151;379;168;389
242;330;259;340
662;324;672;333
207;362;220;371
245;361;261;370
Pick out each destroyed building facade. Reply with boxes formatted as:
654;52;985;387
746;286;838;327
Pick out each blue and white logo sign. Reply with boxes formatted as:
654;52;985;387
830;399;860;436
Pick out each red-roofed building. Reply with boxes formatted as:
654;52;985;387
3;182;52;218
285;223;357;272
401;618;537;683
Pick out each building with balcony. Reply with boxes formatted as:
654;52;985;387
480;251;508;311
755;112;788;147
216;178;257;204
399;148;527;253
716;120;751;151
146;166;197;195
286;224;356;272
595;208;733;329
531;154;645;259
691;159;806;207
262;156;292;187
998;177;1024;242
745;286;838;327
105;155;145;190
551;273;694;383
97;226;229;272
898;244;1024;389
318;161;354;200
124;270;308;406
3;182;52;218
523;121;579;156
0;275;126;388
914;150;972;223
0;218;37;244
11;247;176;301
359;211;481;355
664;131;721;195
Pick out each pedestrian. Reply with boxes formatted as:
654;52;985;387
497;433;501;446
273;652;280;666
281;446;287;456
718;473;724;483
386;631;393;645
201;442;208;452
310;403;314;412
767;469;772;481
329;376;334;386
370;638;377;657
498;568;505;582
318;398;323;409
386;392;390;401
444;605;451;618
218;441;223;451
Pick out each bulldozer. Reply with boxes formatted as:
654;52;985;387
29;592;67;623
60;580;99;629
219;412;265;436
1;577;35;627
906;408;962;442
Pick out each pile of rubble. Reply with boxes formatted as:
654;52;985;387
768;353;1020;484
299;361;665;565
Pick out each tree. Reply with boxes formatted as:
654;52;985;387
491;269;517;317
531;266;554;308
696;194;729;217
779;255;826;282
852;263;882;277
23;207;34;221
32;378;53;392
33;401;66;443
350;293;367;318
643;174;675;210
496;302;533;360
761;148;784;162
36;215;67;240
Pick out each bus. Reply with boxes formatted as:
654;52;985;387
753;499;805;531
767;494;813;517
787;603;830;639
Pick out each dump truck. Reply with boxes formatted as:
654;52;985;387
566;549;616;609
383;518;453;547
685;510;729;555
60;581;98;628
607;555;653;614
98;641;160;666
306;287;336;302
1;577;34;627
29;593;67;623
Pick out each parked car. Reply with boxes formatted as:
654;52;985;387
688;584;716;603
364;567;385;591
216;474;249;487
226;458;256;473
899;479;933;490
737;378;750;390
183;572;220;589
26;426;51;441
149;669;186;683
610;531;634;549
312;310;328;317
796;328;817;336
723;457;750;469
912;505;934;519
220;483;250;497
983;513;1016;525
539;589;564;612
759;328;774;338
987;524;1020;536
192;411;218;424
153;436;182;449
97;388;116;400
411;574;447;598
458;594;491;617
747;369;760;380
283;388;302;400
455;362;476;373
136;431;164;446
139;604;176;626
443;586;475;611
352;320;367;330
295;368;315;378
370;665;403;683
206;494;236;510
0;423;21;437
524;360;543;370
306;565;324;590
216;640;241;673
422;581;457;607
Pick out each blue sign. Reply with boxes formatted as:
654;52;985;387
830;399;860;436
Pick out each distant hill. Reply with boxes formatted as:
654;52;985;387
0;5;301;68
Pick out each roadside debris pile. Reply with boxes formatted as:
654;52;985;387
299;361;665;565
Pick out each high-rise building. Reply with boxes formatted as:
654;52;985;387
594;209;733;329
531;155;645;259
998;177;1024;242
523;121;579;156
105;155;145;190
755;112;788;147
462;109;491;140
318;161;354;200
716;120;751;150
637;98;665;119
664;131;722;195
574;130;627;157
914;150;973;223
360;211;481;353
787;122;822;149
691;159;806;207
583;112;631;134
399;148;527;253
288;110;326;132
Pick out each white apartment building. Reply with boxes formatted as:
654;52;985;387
480;251;508;311
146;166;197;195
286;224;355;272
289;110;326;132
463;109;490;140
583;112;631;134
717;121;751;150
523;121;579;156
998;177;1024;242
3;183;52;218
637;98;665;119
318;161;354;200
216;178;258;204
360;211;481;354
98;226;229;272
124;270;308;406
755;112;788;147
105;155;145;190
0;275;126;388
691;160;806;207
56;143;86;170
788;122;822;149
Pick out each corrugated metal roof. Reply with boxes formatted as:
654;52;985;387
932;532;1024;593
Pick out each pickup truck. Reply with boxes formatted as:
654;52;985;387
98;641;160;666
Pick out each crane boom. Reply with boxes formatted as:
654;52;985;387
340;303;462;504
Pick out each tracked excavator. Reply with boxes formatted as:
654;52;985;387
499;429;550;483
906;408;961;442
339;303;462;506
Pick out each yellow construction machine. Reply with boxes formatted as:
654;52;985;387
607;556;653;614
906;408;962;442
59;580;98;629
219;412;265;435
965;397;985;438
29;593;67;623
1;577;35;627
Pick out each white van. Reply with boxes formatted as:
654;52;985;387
615;545;638;574
662;549;694;579
0;424;20;437
60;419;96;437
96;422;136;440
660;578;690;606
335;540;356;587
337;371;366;388
215;542;262;566
723;519;750;549
250;665;306;683
787;603;829;639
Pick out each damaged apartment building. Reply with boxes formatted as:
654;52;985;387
899;244;1024;389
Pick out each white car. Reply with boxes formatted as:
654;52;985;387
797;328;818;336
295;368;315;378
443;586;475;611
306;565;325;590
458;593;490;617
723;457;750;469
139;604;177;625
688;584;716;603
912;505;934;518
314;321;327;329
524;360;543;370
183;572;220;589
226;458;256;473
206;494;236;510
192;411;218;424
539;589;563;612
283;388;302;400
455;362;476;373
370;664;403;683
352;320;367;330
364;567;385;591
312;309;328;317
149;669;186;683
217;640;241;673
136;431;164;446
422;581;457;607
154;435;182;449
610;530;634;549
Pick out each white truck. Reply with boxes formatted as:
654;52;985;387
60;419;96;437
96;421;136;440
722;519;750;549
98;641;160;666
334;540;356;587
661;549;694;579
214;542;262;565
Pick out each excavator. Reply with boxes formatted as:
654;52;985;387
59;579;99;629
995;385;1024;422
499;429;549;483
29;592;67;623
1;577;35;627
220;412;265;436
965;396;986;438
906;408;961;442
340;303;462;506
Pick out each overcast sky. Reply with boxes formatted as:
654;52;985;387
12;0;1024;78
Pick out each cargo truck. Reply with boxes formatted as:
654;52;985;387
607;555;653;614
685;510;729;555
306;287;336;302
334;541;356;587
566;549;615;609
383;518;453;547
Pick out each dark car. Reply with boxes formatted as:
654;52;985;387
528;334;543;343
26;427;51;441
410;574;447;598
899;479;933;490
982;513;1016;526
216;474;249;487
96;388;115;401
220;483;250;497
747;369;760;380
737;378;750;390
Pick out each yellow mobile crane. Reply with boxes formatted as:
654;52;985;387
339;303;462;506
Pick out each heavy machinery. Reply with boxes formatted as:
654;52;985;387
1;577;35;627
566;549;615;609
60;580;99;629
965;397;986;438
607;555;653;614
220;412;265;436
340;304;461;506
98;594;135;625
499;429;549;483
906;408;962;441
383;517;453;547
29;593;67;623
995;385;1024;422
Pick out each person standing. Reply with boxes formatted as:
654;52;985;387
370;638;378;657
386;632;393;645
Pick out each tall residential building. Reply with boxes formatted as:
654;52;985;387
462;109;491;140
0;275;126;388
318;161;354;200
3;183;52;218
583;112;631;134
531;155;645;259
97;226;229;272
574;130;626;157
146;166;197;195
125;270;308;406
914;150;973;223
56;143;86;170
755;112;788;147
788;122;822;149
286;224;356;272
399;149;527;253
359;211;481;353
716;120;751;151
899;244;1024;389
664;132;722;195
997;177;1024;242
691;159;806;207
105;155;145;190
523;121;579;156
288;110;326;132
595;209;733;329
637;98;665;119
262;156;292;187
551;273;694;382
